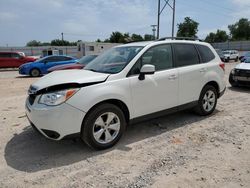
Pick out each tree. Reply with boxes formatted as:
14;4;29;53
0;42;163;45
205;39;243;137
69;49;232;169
109;32;126;43
228;18;250;40
96;39;102;42
50;39;70;46
26;40;42;47
177;17;199;38
144;34;154;41
131;34;144;42
205;30;229;43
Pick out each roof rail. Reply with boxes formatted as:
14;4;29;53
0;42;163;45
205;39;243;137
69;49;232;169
157;37;203;42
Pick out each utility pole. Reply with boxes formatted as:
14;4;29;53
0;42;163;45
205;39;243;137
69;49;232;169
157;0;160;39
151;25;157;40
172;0;175;39
157;0;176;39
61;32;64;41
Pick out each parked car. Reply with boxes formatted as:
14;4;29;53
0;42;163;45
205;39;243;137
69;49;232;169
48;55;98;73
229;58;250;87
25;38;226;150
239;51;250;62
215;49;226;62
19;55;78;77
0;52;37;68
222;50;239;62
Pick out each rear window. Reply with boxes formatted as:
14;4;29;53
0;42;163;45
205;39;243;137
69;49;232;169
196;45;215;63
173;44;200;67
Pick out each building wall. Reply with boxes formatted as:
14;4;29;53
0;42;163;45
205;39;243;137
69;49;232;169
0;42;121;58
77;42;121;58
0;46;78;57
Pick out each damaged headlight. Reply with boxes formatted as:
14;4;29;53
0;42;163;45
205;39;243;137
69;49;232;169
39;88;79;106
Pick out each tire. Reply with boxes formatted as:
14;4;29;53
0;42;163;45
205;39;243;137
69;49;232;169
226;57;229;62
235;56;238;62
194;85;218;116
81;103;126;150
30;68;40;77
229;73;237;87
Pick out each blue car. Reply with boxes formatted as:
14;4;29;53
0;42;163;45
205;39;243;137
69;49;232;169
19;55;78;77
240;51;250;62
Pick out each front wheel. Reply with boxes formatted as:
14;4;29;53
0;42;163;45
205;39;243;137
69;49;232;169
194;85;218;116
235;57;238;62
229;73;237;87
81;103;126;150
30;68;40;77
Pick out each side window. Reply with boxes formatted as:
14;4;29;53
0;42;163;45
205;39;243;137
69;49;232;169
0;53;11;58
196;45;215;63
11;53;21;59
173;44;200;67
128;44;173;75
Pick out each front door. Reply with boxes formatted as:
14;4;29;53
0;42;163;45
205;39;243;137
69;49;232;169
128;44;178;118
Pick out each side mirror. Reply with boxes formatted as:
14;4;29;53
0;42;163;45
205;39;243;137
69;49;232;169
138;64;155;80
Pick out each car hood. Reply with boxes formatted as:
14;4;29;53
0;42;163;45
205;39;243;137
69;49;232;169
48;63;80;71
235;63;250;70
30;70;110;92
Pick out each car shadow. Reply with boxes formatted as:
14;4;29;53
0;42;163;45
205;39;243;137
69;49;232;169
4;110;218;173
228;86;250;93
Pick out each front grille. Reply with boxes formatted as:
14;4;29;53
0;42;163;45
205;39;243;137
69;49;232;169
28;95;36;105
234;69;250;77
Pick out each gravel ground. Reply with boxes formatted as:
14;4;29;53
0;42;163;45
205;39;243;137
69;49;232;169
0;62;249;188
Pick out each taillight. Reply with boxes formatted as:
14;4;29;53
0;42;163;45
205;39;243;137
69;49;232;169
219;62;225;72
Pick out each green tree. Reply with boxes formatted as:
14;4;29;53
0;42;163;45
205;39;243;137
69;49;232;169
131;33;144;42
205;30;229;43
144;34;154;41
26;40;42;46
51;39;70;46
228;18;250;40
177;17;199;38
109;32;125;43
96;39;102;42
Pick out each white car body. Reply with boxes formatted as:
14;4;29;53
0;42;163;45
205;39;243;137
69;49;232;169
230;61;250;86
26;40;226;142
223;50;239;62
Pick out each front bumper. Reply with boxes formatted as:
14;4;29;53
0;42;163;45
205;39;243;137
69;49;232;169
232;69;250;86
25;96;85;140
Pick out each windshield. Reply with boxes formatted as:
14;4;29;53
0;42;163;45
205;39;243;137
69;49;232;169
245;58;250;63
78;55;97;65
84;46;143;74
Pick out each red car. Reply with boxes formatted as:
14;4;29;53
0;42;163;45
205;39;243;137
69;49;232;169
0;52;37;68
48;55;97;72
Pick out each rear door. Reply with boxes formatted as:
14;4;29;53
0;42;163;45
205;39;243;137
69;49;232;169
11;53;23;67
128;44;178;118
173;43;208;105
0;53;12;68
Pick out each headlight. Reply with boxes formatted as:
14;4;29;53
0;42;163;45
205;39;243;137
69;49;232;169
39;88;79;106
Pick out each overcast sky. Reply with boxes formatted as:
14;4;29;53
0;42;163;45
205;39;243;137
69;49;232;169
0;0;250;46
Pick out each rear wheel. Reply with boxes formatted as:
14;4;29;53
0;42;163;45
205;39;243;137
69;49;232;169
81;103;126;150
30;68;40;77
235;57;238;62
194;85;217;116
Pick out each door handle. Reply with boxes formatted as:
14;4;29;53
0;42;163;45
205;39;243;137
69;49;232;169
168;74;177;80
200;68;207;73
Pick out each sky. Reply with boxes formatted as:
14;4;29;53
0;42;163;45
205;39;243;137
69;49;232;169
0;0;250;46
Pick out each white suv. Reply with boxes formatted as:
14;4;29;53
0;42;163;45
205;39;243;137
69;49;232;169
223;50;239;62
26;38;226;149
